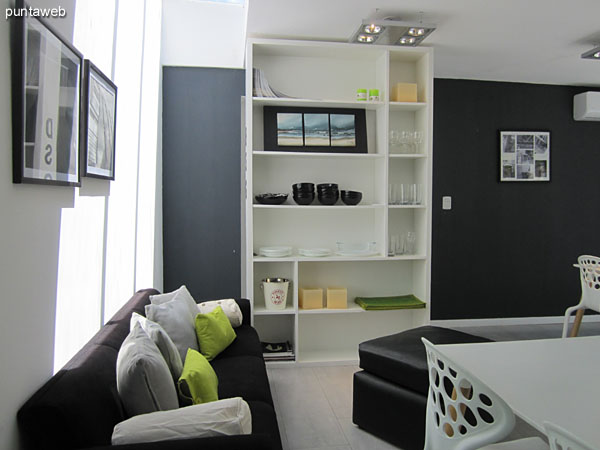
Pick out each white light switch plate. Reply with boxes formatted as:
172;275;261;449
442;196;452;210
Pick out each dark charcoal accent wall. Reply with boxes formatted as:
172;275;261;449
162;67;244;300
432;79;600;320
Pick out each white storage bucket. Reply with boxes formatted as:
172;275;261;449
261;278;290;310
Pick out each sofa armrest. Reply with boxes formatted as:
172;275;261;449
84;434;277;450
234;298;251;326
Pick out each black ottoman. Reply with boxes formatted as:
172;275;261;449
352;326;492;450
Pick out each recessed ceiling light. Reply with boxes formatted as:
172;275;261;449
363;24;382;34
408;27;425;36
581;46;600;60
398;36;417;45
357;35;375;43
350;19;436;46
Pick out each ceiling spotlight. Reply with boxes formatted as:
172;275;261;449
581;46;600;60
350;18;436;46
357;34;375;43
408;27;425;36
398;36;417;45
363;24;383;34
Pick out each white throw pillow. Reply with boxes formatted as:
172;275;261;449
145;294;199;362
150;285;198;318
116;323;179;417
111;397;252;445
197;299;243;328
130;312;183;381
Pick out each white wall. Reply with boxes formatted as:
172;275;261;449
0;3;75;448
0;1;162;448
161;0;247;68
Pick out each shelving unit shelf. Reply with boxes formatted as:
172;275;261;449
243;38;433;365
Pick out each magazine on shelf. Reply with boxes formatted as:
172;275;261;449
261;341;294;360
252;68;294;99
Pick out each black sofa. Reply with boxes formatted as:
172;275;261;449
17;288;282;450
352;325;492;450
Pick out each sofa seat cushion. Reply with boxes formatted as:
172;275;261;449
211;356;274;406
359;326;492;395
215;325;263;360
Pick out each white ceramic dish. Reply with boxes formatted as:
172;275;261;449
258;246;293;257
298;248;332;257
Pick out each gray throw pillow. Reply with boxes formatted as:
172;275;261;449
145;293;199;362
149;285;198;318
130;312;183;381
116;323;179;417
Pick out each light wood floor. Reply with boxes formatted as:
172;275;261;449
267;321;600;450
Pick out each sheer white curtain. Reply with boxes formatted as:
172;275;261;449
54;0;161;372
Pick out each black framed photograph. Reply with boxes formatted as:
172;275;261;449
11;0;82;186
81;60;117;180
264;106;367;153
500;131;550;182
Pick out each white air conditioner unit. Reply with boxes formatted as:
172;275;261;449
573;92;600;121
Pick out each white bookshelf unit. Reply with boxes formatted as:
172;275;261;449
243;38;433;365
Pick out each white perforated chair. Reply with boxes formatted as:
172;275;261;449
422;338;548;450
562;255;600;338
544;422;595;450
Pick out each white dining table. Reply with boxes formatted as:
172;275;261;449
436;336;600;446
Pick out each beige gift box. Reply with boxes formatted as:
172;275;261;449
391;83;418;102
299;288;323;309
326;287;347;309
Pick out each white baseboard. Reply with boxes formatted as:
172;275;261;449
431;315;600;328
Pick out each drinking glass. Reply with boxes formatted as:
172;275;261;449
388;184;398;205
389;235;399;256
389;130;400;149
405;231;417;254
413;131;423;154
410;183;423;205
400;131;411;153
399;183;410;205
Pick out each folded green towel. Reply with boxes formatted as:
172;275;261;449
354;294;425;310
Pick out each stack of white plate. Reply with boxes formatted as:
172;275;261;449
298;248;332;257
258;246;292;257
335;241;378;257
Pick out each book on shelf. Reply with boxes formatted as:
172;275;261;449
252;68;294;99
262;341;294;361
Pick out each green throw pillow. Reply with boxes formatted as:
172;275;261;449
177;348;219;405
195;305;236;361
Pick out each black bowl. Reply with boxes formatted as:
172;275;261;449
255;193;289;205
317;191;339;205
293;194;315;205
341;190;362;205
317;183;338;191
292;182;315;192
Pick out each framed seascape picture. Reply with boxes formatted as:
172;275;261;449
263;106;367;153
11;1;82;186
81;60;117;180
500;131;550;182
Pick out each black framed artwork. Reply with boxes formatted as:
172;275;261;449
81;60;117;180
264;106;368;153
11;0;83;186
500;131;550;182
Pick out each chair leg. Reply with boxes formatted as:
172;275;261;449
570;309;585;337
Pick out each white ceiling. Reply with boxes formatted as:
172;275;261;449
246;0;600;87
